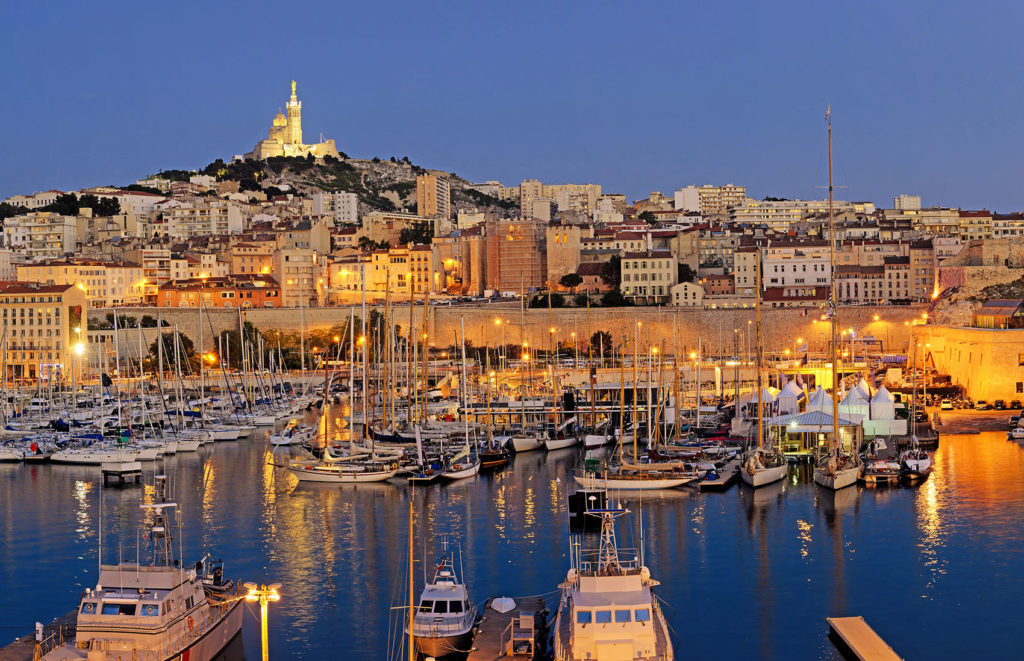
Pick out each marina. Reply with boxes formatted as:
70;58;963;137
1;419;1022;659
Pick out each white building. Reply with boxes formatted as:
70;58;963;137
3;212;78;259
894;194;922;211
160;200;244;238
312;192;359;224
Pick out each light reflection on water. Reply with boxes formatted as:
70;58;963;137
1;420;1023;659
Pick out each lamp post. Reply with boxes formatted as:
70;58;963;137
244;582;281;661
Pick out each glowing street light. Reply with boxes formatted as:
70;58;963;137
244;582;281;661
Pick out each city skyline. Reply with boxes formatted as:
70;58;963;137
3;1;1023;210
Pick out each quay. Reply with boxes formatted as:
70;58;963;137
0;610;76;661
827;616;902;661
467;596;548;661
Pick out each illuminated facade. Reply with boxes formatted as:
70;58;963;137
245;81;340;161
0;283;88;382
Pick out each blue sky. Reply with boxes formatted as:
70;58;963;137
2;0;1021;210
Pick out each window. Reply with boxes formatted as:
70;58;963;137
634;608;651;622
576;610;592;624
615;610;631;623
101;602;137;616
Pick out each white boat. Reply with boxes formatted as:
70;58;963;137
739;449;788;488
0;447;22;462
409;541;477;658
899;445;933;481
553;508;674;660
509;434;544;453
42;476;243;661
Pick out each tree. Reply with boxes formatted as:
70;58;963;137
590;330;613;355
399;221;433;245
639;210;657;224
149;331;197;372
677;263;696;283
600;256;622;287
559;273;584;293
601;288;631;307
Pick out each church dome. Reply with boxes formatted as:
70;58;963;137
272;111;287;127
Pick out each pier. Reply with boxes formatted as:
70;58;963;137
467;596;548;661
827;616;902;661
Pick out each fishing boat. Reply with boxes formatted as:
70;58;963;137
409;539;477;659
42;476;243;661
552;508;673;660
813;108;861;491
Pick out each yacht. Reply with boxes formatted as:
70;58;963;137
553;508;673;660
410;541;477;658
43;476;243;661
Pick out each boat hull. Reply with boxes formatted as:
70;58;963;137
414;630;474;659
813;465;859;490
573;475;694;490
739;462;788;488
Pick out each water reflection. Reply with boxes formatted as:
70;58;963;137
3;419;1024;659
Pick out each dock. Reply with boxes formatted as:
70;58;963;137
101;460;142;487
467;596;548;661
827;616;902;661
0;610;76;661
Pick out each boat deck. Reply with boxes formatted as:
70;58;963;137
827;616;902;661
467;596;548;661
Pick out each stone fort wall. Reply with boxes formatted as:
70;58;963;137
98;303;926;356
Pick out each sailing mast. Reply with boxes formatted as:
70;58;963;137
828;107;841;460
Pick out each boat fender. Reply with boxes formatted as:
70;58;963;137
187;616;193;631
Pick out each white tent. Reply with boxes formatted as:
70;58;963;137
776;380;805;415
869;385;896;421
805;387;834;413
839;387;869;423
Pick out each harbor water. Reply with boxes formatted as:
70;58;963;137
2;421;1022;659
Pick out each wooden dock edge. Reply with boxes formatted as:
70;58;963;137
827;616;903;661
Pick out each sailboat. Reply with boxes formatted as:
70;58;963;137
740;250;788;488
813;107;861;491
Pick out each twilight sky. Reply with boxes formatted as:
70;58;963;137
2;0;1021;211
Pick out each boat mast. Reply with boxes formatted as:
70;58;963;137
828;107;841;458
756;249;763;451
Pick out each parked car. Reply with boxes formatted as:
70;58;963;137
994;400;1007;410
975;400;991;410
940;399;953;410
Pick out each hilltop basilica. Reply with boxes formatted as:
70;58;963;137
245;81;340;160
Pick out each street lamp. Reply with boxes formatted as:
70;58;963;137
244;582;281;661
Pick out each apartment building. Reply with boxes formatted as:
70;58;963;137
157;274;281;308
4;212;78;259
621;250;676;303
0;282;88;382
17;260;145;308
312;191;359;223
674;185;747;215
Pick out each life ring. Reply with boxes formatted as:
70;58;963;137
187;616;193;631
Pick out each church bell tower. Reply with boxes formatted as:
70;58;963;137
286;80;302;145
